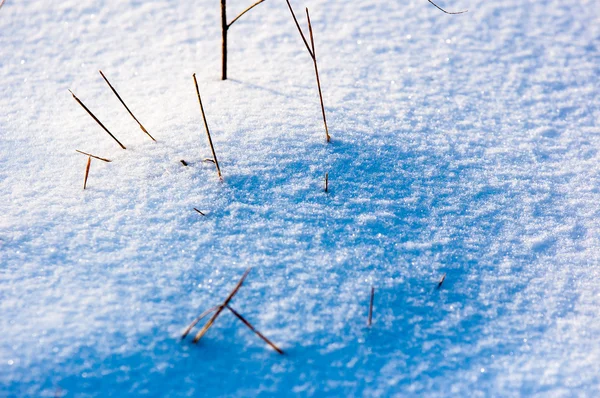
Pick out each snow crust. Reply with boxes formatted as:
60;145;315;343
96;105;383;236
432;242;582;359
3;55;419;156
1;0;599;395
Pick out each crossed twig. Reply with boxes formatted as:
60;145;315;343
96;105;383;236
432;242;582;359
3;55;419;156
182;267;284;354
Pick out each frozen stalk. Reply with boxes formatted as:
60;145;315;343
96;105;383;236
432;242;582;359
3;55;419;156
221;0;266;80
192;73;223;180
427;0;468;15
368;287;375;327
69;89;126;150
285;0;330;143
99;70;156;142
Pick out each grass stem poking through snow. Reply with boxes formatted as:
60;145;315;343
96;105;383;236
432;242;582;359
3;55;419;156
226;304;284;354
99;70;156;142
192;267;252;343
76;150;111;162
325;172;329;192
69;89;126;150
437;273;447;290
285;0;330;143
427;0;467;14
368;286;375;327
193;208;206;216
192;73;223;181
221;0;266;80
180;160;188;166
83;156;91;190
181;305;219;339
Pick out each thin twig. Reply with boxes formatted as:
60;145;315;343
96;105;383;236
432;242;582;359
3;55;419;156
99;70;156;141
83;156;91;190
285;1;330;142
203;158;216;164
76;150;111;162
324;172;328;192
226;305;284;354
427;0;467;14
437;273;447;290
69;89;126;150
193;208;206;216
181;160;188;166
193;268;252;343
192;74;223;180
368;286;375;327
182;305;219;339
228;0;266;28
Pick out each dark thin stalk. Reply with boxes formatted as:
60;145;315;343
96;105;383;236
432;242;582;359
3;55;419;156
221;0;267;80
69;90;126;150
437;273;447;290
76;150;111;163
83;156;91;190
368;287;374;327
427;0;467;14
192;74;223;180
99;70;156;142
285;0;330;142
182;305;219;339
226;305;284;354
221;0;228;80
306;8;330;142
193;268;252;343
181;160;188;166
325;172;328;192
193;208;206;216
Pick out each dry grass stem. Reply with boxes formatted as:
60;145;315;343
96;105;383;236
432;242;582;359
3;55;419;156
192;74;223;180
181;305;219;339
192;267;252;343
285;0;330;142
76;150;111;162
193;208;206;216
427;0;467;14
69;89;126;150
180;160;188;166
437;273;447;290
221;0;266;80
99;70;156;141
325;172;329;192
226;305;284;354
83;156;91;190
368;286;375;327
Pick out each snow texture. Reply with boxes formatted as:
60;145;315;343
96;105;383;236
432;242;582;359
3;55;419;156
1;0;599;396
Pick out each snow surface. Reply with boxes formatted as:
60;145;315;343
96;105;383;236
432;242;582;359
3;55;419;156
1;0;599;396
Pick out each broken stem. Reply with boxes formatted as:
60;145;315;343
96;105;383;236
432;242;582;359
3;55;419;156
182;305;219;339
228;0;266;28
193;268;252;343
226;304;284;354
76;150;111;163
437;273;447;290
368;286;374;327
83;156;91;190
427;0;467;14
192;73;222;180
69;89;126;150
99;70;156;142
285;1;330;142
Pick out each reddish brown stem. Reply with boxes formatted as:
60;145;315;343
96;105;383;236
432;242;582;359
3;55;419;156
193;268;252;343
192;74;223;180
226;305;284;354
76;150;111;163
83;156;91;190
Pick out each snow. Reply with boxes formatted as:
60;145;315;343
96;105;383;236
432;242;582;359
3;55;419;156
1;0;599;395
